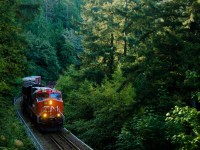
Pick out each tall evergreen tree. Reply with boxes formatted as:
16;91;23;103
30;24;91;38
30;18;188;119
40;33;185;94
117;0;200;149
81;0;124;80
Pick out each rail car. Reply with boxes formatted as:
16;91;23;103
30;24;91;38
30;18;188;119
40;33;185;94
22;76;64;131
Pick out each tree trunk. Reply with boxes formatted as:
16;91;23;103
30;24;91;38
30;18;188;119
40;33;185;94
123;0;128;56
109;33;114;76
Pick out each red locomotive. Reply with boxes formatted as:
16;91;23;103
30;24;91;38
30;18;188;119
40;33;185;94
22;76;64;131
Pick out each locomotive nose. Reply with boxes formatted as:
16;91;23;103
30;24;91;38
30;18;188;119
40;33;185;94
43;100;53;106
41;99;63;119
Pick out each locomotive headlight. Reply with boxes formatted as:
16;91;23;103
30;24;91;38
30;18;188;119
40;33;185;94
43;113;47;118
49;100;52;105
57;113;61;117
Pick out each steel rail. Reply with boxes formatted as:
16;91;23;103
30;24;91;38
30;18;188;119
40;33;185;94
58;134;81;150
14;97;44;150
50;134;64;150
63;128;93;150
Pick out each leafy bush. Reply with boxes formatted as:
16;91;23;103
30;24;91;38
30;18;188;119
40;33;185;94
0;106;34;150
165;106;200;150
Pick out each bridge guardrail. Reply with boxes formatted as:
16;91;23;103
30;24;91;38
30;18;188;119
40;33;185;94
14;97;44;150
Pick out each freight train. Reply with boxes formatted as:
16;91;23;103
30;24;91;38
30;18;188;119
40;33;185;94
22;76;64;131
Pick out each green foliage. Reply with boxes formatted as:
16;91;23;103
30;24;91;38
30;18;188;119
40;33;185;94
34;0;82;31
0;0;82;149
57;66;136;149
0;107;34;150
0;0;28;98
22;0;83;81
0;1;35;149
166;106;200;150
25;32;60;81
117;106;173;150
56;30;83;72
70;0;200;149
56;65;85;98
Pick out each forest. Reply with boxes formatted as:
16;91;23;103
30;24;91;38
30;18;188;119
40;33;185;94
0;0;200;149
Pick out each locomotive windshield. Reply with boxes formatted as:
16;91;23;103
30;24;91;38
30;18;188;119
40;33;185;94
37;93;49;101
50;93;61;100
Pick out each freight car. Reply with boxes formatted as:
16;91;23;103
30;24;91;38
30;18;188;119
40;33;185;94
22;76;64;131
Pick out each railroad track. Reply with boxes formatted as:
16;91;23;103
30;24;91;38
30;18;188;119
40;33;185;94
14;96;93;150
49;133;81;150
50;134;64;150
